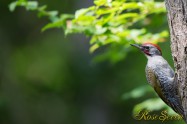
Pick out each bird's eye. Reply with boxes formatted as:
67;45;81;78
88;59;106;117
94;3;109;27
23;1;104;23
144;46;149;50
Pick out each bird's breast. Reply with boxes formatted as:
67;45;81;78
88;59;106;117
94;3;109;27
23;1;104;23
145;66;157;87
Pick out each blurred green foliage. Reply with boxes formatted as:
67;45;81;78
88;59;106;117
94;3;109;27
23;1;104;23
122;85;178;116
10;0;168;63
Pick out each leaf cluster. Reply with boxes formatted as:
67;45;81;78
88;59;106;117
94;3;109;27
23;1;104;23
9;0;168;63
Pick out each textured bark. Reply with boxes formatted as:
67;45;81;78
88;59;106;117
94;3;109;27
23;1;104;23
165;0;187;123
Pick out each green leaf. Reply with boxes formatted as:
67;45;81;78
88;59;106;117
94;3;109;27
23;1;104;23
90;44;99;53
116;13;138;20
160;30;169;37
25;1;38;10
75;8;90;19
96;7;118;15
122;85;153;100
9;1;18;12
42;19;64;31
133;98;166;114
94;0;107;6
38;5;47;11
42;20;63;31
94;25;107;35
42;14;74;31
47;11;59;21
9;1;38;11
121;2;140;10
48;11;58;17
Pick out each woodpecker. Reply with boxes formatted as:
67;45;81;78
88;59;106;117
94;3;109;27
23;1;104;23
131;43;185;119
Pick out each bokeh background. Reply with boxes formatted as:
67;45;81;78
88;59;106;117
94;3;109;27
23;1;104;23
0;0;184;124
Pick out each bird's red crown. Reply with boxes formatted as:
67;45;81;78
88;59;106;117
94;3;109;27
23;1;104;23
142;43;162;53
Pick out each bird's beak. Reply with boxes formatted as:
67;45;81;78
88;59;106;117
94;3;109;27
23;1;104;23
130;44;142;50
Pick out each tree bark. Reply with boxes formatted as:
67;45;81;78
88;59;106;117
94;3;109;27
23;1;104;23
165;0;187;123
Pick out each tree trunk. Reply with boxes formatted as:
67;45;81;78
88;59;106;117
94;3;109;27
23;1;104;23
165;0;187;123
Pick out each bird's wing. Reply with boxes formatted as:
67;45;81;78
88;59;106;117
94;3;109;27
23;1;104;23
154;67;184;117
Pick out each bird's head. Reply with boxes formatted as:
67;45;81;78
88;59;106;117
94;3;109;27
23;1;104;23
131;43;162;57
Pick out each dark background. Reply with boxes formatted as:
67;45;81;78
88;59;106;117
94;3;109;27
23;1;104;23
0;0;183;124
